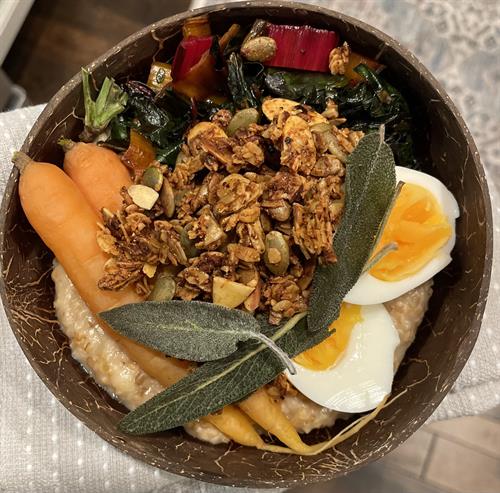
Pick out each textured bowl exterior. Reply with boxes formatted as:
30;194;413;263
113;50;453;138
0;1;492;488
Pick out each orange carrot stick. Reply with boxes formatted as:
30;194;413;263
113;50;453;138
15;152;140;313
60;140;132;213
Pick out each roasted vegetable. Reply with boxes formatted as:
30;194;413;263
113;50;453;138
264;69;348;106
60;140;132;213
173;25;240;100
266;24;338;72
121;129;156;174
171;36;214;81
147;62;172;92
344;52;381;82
182;14;211;39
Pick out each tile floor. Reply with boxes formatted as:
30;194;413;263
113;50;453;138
291;406;500;493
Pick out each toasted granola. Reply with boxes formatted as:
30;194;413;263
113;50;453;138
97;98;364;323
328;41;351;75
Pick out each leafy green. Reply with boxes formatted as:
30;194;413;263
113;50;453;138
119;313;325;434
227;53;261;108
195;99;235;121
118;130;397;435
155;142;182;165
264;68;348;106
102;85;191;161
308;128;397;332
80;68;128;142
100;300;294;369
264;64;419;167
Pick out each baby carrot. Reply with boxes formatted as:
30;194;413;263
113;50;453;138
239;388;312;453
60;140;132;213
14;152;140;313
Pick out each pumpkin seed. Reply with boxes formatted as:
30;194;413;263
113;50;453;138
142;166;164;191
264;231;290;275
160;179;175;218
148;273;176;302
241;36;277;62
180;224;200;258
268;203;291;221
128;184;159;210
226;108;260;137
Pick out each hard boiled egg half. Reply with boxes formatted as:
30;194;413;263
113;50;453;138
345;166;460;305
287;303;399;413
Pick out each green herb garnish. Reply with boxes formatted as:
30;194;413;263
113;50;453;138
101;300;295;372
308;127;397;332
118;313;319;434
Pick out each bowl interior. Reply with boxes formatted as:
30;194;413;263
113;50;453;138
0;2;492;488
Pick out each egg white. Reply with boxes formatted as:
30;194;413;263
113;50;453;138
344;166;460;305
286;304;400;413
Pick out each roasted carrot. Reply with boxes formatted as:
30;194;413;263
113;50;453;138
14;152;140;313
60;140;132;213
239;388;312;453
206;406;264;448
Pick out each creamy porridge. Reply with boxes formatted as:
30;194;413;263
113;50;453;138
53;262;432;443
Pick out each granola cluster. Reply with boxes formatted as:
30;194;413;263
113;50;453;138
97;98;363;324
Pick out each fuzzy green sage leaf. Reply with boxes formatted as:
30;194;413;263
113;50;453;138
100;300;295;373
119;312;328;434
308;127;397;332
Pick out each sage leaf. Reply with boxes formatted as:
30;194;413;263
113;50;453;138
119;312;329;434
100;300;295;371
308;127;397;332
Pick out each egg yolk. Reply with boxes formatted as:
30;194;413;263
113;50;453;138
294;303;362;371
369;183;452;282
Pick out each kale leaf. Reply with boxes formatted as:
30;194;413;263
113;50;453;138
104;84;191;165
227;53;263;109
264;68;348;106
264;64;420;168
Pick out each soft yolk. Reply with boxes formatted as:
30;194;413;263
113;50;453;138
294;303;362;371
369;183;452;282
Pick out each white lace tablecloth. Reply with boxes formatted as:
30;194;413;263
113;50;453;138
1;1;499;492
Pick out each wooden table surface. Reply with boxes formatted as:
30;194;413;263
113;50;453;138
3;0;190;104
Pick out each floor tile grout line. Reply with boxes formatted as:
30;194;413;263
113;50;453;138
427;429;500;461
419;432;438;480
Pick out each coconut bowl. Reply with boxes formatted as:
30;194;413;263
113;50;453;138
0;1;492;488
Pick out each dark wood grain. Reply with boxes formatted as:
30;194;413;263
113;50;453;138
3;0;189;104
